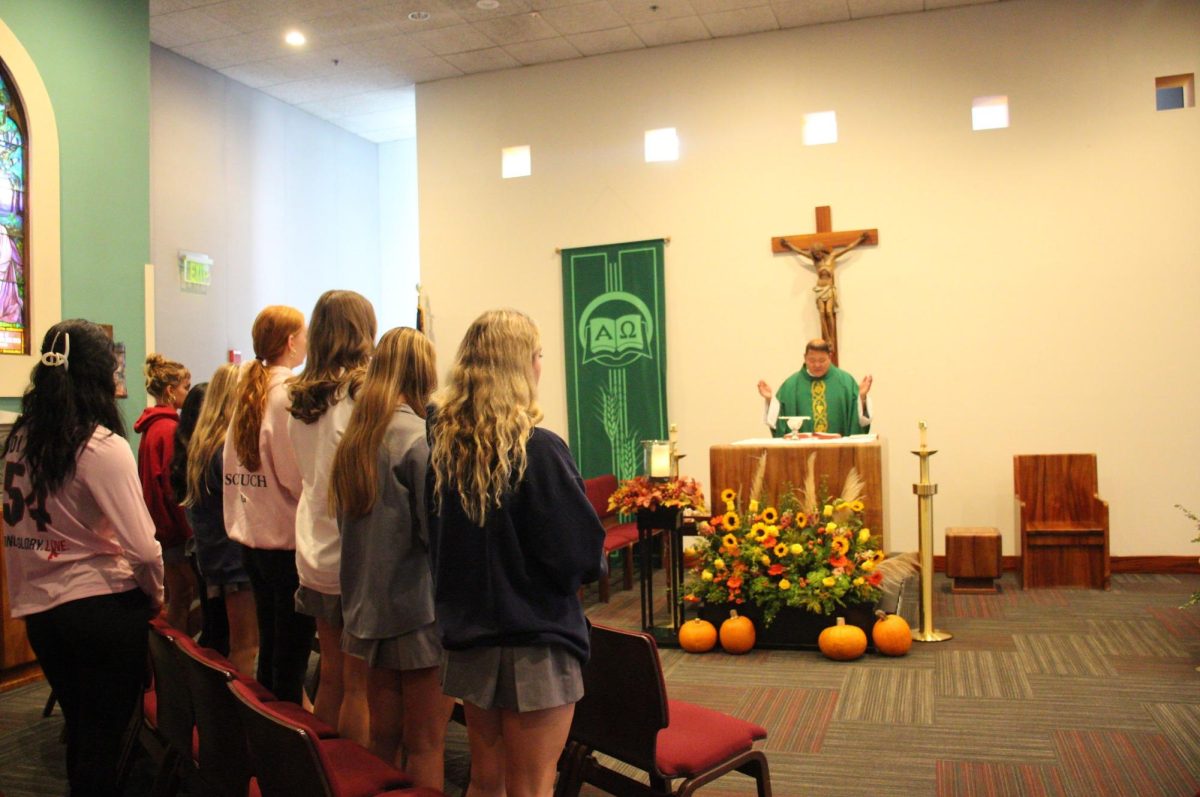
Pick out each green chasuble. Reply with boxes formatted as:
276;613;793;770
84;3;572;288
773;365;868;437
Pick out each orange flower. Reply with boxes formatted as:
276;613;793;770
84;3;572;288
868;571;883;586
768;564;784;576
726;576;743;590
829;554;850;569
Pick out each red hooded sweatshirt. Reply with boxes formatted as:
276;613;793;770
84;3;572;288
135;406;192;548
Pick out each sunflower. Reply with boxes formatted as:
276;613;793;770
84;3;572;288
774;543;789;557
850;500;865;512
720;488;736;503
722;511;741;532
722;533;738;549
871;549;886;564
794;512;808;527
831;536;850;555
761;507;779;524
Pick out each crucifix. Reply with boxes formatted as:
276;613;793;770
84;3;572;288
771;206;878;365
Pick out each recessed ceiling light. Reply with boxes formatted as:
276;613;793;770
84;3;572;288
408;11;431;21
284;30;306;46
477;0;500;9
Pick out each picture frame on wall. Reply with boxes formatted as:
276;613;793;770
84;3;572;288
98;323;128;399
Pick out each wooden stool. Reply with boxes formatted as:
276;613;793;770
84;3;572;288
945;527;1002;594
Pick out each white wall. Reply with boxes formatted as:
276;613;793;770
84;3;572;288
379;138;421;335
416;0;1200;557
149;45;382;383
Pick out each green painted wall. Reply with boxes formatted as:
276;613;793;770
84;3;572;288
0;0;150;429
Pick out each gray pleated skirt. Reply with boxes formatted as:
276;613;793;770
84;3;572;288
442;645;583;712
341;623;443;671
294;586;343;627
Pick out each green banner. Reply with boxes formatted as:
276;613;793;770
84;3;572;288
562;239;667;480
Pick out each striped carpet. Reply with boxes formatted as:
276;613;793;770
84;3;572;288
2;572;1198;796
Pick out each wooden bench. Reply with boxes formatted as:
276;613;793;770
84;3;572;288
1014;454;1110;590
945;527;1002;594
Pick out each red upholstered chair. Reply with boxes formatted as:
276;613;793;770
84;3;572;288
177;638;337;797
227;679;445;797
147;619;199;796
583;474;642;602
558;623;772;796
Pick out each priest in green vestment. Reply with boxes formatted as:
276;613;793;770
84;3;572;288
757;339;873;437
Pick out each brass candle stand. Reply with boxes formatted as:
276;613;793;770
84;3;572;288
912;421;952;643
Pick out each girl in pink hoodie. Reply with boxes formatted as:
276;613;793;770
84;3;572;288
3;319;164;796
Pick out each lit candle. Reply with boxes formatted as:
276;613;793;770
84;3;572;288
649;442;671;478
919;421;928;449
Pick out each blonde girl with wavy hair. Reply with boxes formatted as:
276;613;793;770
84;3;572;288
183;363;258;676
427;309;605;797
223;304;311;704
331;327;452;789
134;353;195;634
287;289;376;744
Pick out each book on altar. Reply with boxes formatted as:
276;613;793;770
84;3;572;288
731;434;878;446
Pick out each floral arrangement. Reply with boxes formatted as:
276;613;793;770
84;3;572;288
683;485;886;625
1180;505;1200;608
607;475;706;516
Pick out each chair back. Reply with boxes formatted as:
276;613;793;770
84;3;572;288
569;623;669;773
1014;454;1100;521
177;641;255;797
228;678;333;797
583;474;618;520
147;621;195;761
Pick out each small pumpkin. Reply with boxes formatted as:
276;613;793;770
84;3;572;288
818;617;867;661
719;610;756;654
678;618;718;653
872;610;913;657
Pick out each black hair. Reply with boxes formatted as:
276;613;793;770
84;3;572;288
5;319;125;495
169;382;208;503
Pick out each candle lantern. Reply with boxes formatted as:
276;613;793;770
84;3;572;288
642;439;674;480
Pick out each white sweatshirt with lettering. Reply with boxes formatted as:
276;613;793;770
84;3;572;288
224;366;303;551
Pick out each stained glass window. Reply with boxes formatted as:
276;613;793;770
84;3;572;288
0;58;28;356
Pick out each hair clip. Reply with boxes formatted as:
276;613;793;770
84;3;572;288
40;331;70;370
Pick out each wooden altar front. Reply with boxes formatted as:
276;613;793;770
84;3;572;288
710;438;885;547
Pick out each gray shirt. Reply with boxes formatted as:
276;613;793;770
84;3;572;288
338;405;434;640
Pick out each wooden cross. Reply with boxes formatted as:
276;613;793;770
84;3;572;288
771;205;878;365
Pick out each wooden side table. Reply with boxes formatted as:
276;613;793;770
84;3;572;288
946;527;1002;594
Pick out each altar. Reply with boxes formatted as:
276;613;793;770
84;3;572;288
709;435;885;547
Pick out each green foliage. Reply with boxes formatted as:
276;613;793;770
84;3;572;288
1179;504;1200;609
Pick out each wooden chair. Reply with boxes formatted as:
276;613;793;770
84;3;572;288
583;474;641;602
557;623;772;796
1014;454;1110;589
226;679;445;797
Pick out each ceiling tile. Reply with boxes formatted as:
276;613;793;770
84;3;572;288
848;0;923;19
770;0;850;27
612;0;697;25
504;36;582;64
298;86;416;117
337;106;418;136
631;16;711;46
364;1;467;33
530;0;601;7
538;1;626;34
925;0;998;7
471;12;560;44
390;56;465;82
690;0;768;12
443;0;534;23
261;65;416;103
410;23;497;54
150;8;243;47
565;26;646;55
349;33;436;63
701;6;779;37
442;46;523;74
172;30;283;69
358;125;418;143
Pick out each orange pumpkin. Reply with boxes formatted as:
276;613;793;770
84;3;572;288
818;617;867;661
719;610;756;654
678;619;718;653
872;610;913;657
